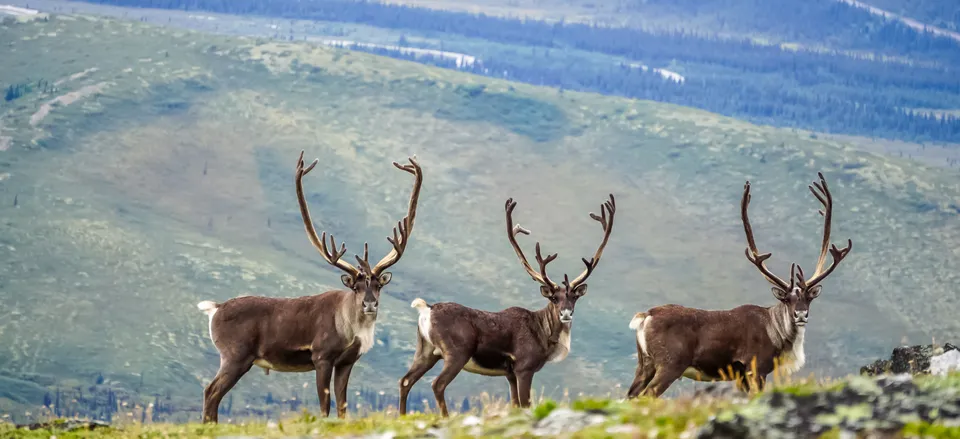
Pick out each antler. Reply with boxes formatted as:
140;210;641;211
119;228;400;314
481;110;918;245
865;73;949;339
504;198;559;289
567;194;616;289
795;172;852;289
370;155;423;276
295;150;361;278
741;180;794;292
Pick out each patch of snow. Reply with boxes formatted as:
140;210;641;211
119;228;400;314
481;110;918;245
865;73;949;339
321;39;478;68
622;62;685;83
0;5;38;16
836;0;960;45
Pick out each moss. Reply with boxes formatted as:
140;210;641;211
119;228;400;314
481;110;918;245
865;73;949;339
772;379;846;396
571;398;611;412
902;421;960;438
533;399;559;420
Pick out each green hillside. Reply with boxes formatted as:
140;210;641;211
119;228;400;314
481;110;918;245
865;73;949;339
1;11;959;422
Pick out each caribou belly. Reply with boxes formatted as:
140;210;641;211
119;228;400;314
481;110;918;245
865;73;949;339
463;359;508;376
681;367;729;382
253;358;316;373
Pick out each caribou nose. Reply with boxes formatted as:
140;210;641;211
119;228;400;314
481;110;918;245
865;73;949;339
363;301;378;314
559;309;574;323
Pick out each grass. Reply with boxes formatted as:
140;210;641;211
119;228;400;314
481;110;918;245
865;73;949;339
2;8;960;425
0;391;746;438
5;373;960;438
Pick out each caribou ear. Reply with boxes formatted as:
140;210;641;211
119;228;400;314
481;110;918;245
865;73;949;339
771;287;789;301
341;274;355;289
572;283;588;297
807;285;822;299
540;285;554;298
379;272;393;286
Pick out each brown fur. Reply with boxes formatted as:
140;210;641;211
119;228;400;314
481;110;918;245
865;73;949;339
398;195;616;417
626;173;852;398
196;151;423;423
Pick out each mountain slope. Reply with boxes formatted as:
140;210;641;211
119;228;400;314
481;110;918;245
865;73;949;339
1;12;959;421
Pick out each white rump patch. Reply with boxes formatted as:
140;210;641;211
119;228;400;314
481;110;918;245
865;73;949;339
411;298;434;346
197;300;218;345
630;313;651;356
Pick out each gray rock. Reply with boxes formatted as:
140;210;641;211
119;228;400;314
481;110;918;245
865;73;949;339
930;350;960;376
860;343;959;376
532;408;606;437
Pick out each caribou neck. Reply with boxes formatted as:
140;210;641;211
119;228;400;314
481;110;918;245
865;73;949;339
533;302;570;346
764;301;800;351
335;292;377;337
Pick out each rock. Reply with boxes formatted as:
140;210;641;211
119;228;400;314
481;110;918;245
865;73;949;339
460;415;483;427
693;383;747;402
532;408;606;437
606;424;639;434
859;343;958;376
697;374;960;439
930;350;960;376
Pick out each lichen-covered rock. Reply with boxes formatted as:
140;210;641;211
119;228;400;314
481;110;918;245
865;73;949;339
697;374;960;439
859;343;958;376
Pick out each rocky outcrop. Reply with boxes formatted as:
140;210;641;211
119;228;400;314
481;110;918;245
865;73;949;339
860;343;958;376
698;374;960;439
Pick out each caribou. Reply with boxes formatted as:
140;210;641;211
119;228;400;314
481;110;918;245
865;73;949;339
398;194;617;417
195;150;423;423
626;172;852;398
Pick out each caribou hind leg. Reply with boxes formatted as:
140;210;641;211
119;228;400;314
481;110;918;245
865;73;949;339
626;354;656;399
398;351;441;415
202;356;254;423
638;363;685;398
431;353;471;417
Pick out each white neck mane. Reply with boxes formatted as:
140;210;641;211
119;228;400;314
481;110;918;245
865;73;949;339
336;297;378;356
765;302;806;376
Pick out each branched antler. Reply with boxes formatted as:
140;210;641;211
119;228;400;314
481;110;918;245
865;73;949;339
567;194;617;288
741;173;852;293
504;198;558;288
741;180;794;292
795;172;852;289
371;155;423;276
295;151;423;279
295;150;361;278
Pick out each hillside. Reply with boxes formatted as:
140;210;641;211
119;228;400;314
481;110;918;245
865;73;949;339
1;11;960;423
34;0;960;146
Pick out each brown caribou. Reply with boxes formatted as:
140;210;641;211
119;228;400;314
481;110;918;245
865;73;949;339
195;150;423;423
626;172;852;398
398;194;616;417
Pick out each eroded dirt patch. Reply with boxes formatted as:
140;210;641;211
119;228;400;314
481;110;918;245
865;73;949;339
29;82;109;126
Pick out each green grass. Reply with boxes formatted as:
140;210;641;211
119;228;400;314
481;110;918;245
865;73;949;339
2;10;960;424
8;373;957;438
